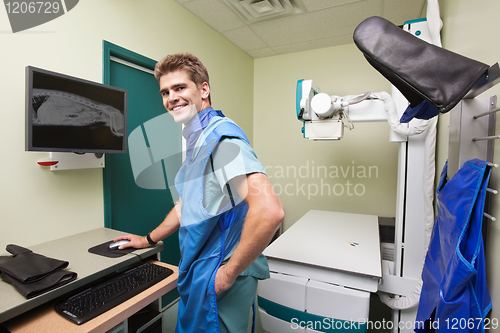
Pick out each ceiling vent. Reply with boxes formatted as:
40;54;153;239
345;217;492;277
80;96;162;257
222;0;307;24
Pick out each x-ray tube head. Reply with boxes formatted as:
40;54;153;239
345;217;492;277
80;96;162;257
296;79;392;140
311;93;339;118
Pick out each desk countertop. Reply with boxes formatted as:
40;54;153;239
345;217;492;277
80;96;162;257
0;227;164;324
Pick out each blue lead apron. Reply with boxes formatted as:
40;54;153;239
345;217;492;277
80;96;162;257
174;115;250;333
415;159;492;332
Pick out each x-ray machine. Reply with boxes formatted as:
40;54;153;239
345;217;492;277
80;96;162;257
257;16;441;333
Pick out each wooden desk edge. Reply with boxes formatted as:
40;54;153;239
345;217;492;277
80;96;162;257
4;261;178;333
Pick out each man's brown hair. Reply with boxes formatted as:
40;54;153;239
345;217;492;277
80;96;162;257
154;53;211;104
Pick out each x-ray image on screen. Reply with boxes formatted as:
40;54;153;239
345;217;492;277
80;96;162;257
26;66;128;154
32;89;124;137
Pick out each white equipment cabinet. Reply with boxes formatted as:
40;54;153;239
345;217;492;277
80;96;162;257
258;210;382;332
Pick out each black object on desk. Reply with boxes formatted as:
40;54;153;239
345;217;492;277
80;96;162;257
0;245;77;299
54;262;173;325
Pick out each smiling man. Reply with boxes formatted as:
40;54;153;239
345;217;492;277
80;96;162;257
160;68;208;124
114;53;284;333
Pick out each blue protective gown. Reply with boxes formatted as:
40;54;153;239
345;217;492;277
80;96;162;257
415;159;492;332
174;108;252;333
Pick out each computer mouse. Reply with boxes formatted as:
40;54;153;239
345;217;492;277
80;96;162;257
109;239;130;250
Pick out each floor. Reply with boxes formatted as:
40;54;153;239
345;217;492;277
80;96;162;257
162;299;264;333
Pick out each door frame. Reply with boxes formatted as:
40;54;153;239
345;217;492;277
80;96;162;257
102;41;159;227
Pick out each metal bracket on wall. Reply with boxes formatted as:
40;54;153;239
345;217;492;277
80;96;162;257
447;62;500;178
37;152;105;170
464;62;500;99
447;95;497;179
447;62;500;227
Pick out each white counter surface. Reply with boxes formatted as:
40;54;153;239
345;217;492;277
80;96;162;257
264;210;382;279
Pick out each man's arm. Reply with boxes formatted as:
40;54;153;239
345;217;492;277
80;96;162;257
214;173;284;295
113;199;182;249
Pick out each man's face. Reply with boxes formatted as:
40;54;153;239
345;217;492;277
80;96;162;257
159;69;210;124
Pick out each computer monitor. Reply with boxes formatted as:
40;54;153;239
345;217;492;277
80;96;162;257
25;66;128;154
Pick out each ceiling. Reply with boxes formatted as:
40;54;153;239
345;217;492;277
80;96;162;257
175;0;426;58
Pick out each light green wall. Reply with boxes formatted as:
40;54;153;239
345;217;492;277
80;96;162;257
253;45;398;230
0;0;253;250
439;0;500;326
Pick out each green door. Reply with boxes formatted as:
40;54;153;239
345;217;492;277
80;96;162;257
102;41;181;307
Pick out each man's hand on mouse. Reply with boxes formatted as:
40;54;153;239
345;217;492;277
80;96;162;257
112;235;150;250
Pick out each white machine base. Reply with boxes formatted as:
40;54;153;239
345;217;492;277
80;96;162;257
258;272;370;332
258;210;382;333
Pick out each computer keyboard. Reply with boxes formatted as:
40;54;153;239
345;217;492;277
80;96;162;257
55;262;173;325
